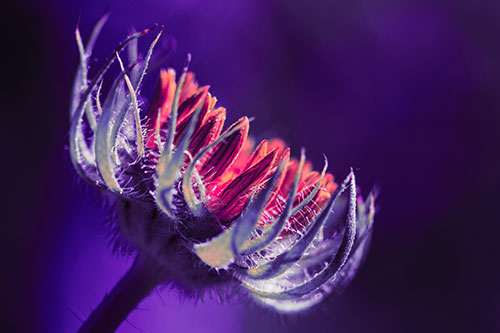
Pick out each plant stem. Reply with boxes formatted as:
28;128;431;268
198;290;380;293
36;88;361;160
78;252;168;333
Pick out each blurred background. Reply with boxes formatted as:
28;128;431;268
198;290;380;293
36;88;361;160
3;0;500;332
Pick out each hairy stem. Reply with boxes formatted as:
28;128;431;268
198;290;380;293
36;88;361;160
78;252;168;333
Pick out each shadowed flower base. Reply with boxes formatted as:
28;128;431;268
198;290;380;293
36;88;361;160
113;198;233;288
70;16;375;332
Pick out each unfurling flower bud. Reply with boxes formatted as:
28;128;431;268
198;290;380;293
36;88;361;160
70;16;375;321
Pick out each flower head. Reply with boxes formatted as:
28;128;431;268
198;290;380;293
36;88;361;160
70;19;375;313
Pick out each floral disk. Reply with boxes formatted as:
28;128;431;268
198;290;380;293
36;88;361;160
69;18;375;313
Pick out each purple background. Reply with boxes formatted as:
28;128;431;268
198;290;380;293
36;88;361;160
4;0;500;332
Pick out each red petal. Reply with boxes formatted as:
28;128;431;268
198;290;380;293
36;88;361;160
268;138;286;156
278;159;298;197
257;149;291;225
173;86;209;145
277;157;312;198
204;93;217;118
211;137;255;187
230;137;256;171
177;86;209;124
265;148;290;202
242;139;267;171
199;117;249;182
188;107;226;157
146;69;176;148
287;172;336;232
195;92;217;129
214;149;278;221
179;72;199;104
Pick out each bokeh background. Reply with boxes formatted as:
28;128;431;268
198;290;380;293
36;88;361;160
4;0;500;332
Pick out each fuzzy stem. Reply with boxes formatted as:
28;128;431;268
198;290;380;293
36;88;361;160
78;253;168;333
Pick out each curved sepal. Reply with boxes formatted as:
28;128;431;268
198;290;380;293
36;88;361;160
155;58;194;217
193;224;237;269
230;155;288;255
239;171;358;299
241;170;353;280
70;25;156;184
290;156;329;217
238;149;306;255
248;202;373;313
181;119;249;216
95;29;162;194
193;157;285;269
110;28;163;160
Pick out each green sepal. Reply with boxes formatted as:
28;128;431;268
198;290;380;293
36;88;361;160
70;25;156;183
241;171;353;280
